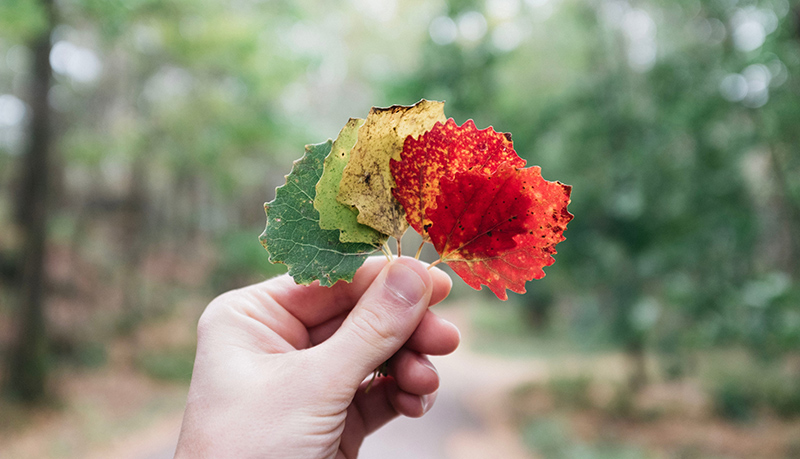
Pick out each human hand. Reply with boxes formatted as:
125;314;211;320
174;256;459;459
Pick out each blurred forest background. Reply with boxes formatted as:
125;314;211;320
1;0;800;457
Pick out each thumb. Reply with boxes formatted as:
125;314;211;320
316;257;433;387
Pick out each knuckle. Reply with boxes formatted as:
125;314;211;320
195;307;216;339
351;305;398;344
195;290;241;338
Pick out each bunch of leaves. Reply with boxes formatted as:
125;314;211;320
260;100;573;299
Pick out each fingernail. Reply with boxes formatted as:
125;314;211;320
384;262;427;306
418;355;438;378
421;392;437;414
442;318;461;341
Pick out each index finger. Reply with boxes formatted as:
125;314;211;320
260;257;388;328
261;256;451;328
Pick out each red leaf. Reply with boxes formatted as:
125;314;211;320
427;164;573;300
391;118;526;239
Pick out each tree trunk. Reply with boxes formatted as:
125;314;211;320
118;159;148;334
768;146;800;278
5;0;56;403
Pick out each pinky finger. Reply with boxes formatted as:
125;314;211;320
391;387;437;419
353;377;438;437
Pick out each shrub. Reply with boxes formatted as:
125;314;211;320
136;346;196;383
548;374;593;410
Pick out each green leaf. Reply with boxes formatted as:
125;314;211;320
315;118;389;245
260;140;378;286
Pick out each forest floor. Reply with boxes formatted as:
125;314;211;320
2;298;800;458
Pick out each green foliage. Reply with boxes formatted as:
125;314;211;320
212;230;288;292
521;418;572;459
521;418;650;459
0;398;35;433
711;373;761;422
607;384;637;420
51;339;107;369
389;0;800;373
548;375;593;410
0;0;47;41
135;346;196;383
260;141;377;286
71;342;107;368
710;365;800;421
763;377;800;419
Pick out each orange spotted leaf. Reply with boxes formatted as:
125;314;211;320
427;164;573;300
390;118;526;239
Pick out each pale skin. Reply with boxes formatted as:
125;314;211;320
175;256;460;459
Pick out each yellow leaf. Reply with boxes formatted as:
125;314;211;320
337;99;446;239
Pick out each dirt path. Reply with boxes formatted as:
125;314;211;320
86;413;184;459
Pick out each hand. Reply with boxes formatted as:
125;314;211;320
175;256;459;459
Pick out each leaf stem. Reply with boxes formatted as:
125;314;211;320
427;258;443;269
364;361;389;393
365;369;379;393
380;245;392;262
414;241;424;260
